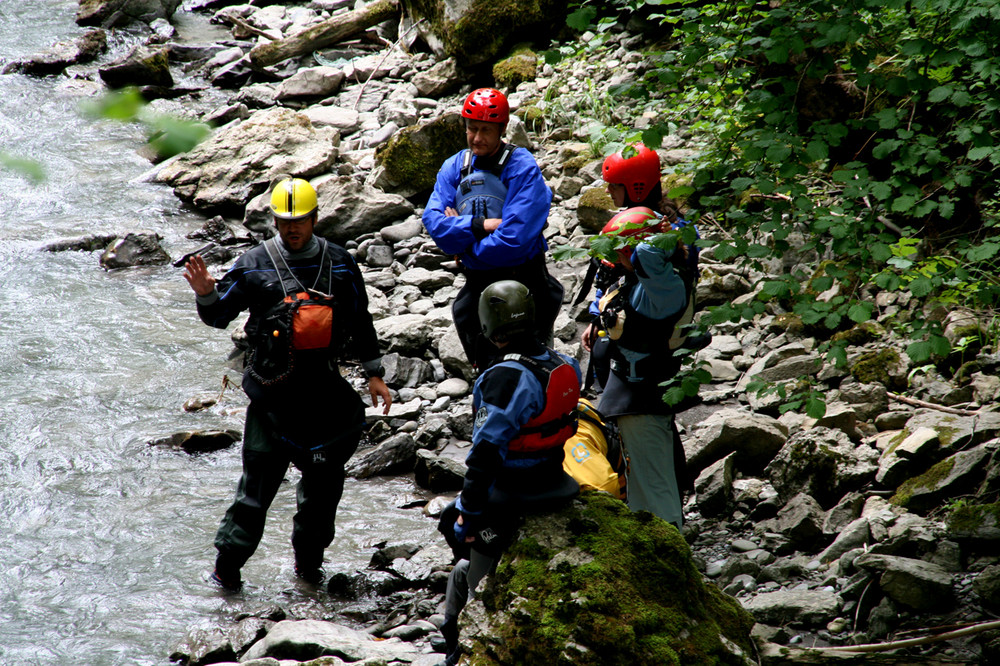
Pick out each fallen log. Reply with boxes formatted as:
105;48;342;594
249;0;400;68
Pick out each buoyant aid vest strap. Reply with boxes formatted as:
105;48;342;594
247;239;342;385
500;352;580;454
456;146;513;220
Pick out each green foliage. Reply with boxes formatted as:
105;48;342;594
81;88;210;160
746;377;828;418
0;152;44;183
558;0;1000;414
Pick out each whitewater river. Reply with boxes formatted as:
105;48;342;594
0;3;435;664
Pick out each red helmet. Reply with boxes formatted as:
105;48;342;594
462;88;509;124
602;206;663;238
602;143;661;203
600;207;662;265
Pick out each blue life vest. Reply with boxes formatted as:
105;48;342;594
455;145;514;219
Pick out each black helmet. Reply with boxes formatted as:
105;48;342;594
479;280;535;340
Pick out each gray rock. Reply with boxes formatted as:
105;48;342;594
78;0;181;25
817;516;870;564
686;408;788;476
741;588;842;627
412;57;461;97
854;553;955;611
759;492;826;551
374;314;434;355
382;353;433;388
414;449;465;492
276;66;345;100
380;218;424;244
301;104;361;134
99;231;170;269
345;433;416;479
312;175;414;244
694;452;735;518
240;619;421;662
765;428;879;508
156;108;338;212
894;443;995;514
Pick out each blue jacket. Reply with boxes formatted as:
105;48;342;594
457;344;582;518
423;145;552;271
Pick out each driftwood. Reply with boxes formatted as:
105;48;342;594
249;0;400;68
887;391;982;416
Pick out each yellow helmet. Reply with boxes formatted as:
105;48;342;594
269;177;317;221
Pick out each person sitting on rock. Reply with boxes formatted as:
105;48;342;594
422;87;565;372
435;280;581;666
183;176;392;592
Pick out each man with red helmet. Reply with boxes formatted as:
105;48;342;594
423;87;564;372
602;142;665;210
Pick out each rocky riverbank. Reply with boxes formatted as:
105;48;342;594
11;0;1000;664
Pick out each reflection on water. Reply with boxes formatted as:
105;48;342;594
0;3;436;665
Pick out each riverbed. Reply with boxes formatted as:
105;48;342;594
0;3;436;664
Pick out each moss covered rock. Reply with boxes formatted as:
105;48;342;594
577;187;615;232
461;492;755;665
374;112;466;196
404;0;572;66
493;49;538;89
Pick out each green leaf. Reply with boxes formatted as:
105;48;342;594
907;340;932;363
930;334;951;357
730;177;754;192
566;6;597;31
969;146;995;160
551;245;591;261
928;85;952;103
909;276;934;297
892;195;916;213
805;396;827;419
668;185;695;198
848;301;874;323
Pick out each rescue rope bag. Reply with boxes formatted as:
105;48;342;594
247;238;342;385
562;399;627;500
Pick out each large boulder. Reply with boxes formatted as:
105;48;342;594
372;112;466;198
403;0;572;66
765;428;880;509
313;175;415;243
460;492;755;665
155;108;338;214
78;0;182;26
98;45;173;89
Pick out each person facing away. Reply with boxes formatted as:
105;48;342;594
580;142;701;392
183;177;392;591
588;206;700;529
422;87;565;372
433;279;581;666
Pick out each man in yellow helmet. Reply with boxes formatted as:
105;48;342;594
183;177;392;591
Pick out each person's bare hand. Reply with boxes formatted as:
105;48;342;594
581;323;597;353
483;218;502;232
445;207;458;217
368;376;392;415
183;255;216;296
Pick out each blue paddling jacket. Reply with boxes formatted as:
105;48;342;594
423;144;553;271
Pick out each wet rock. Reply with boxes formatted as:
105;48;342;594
99;45;173;88
382;353;433;388
78;0;182;26
148;429;241;453
169;626;236;666
758;492;826;552
346;433;417;479
414;449;465;492
240;618;422;662
41;233;118;253
99;231;171;269
2;29;107;76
